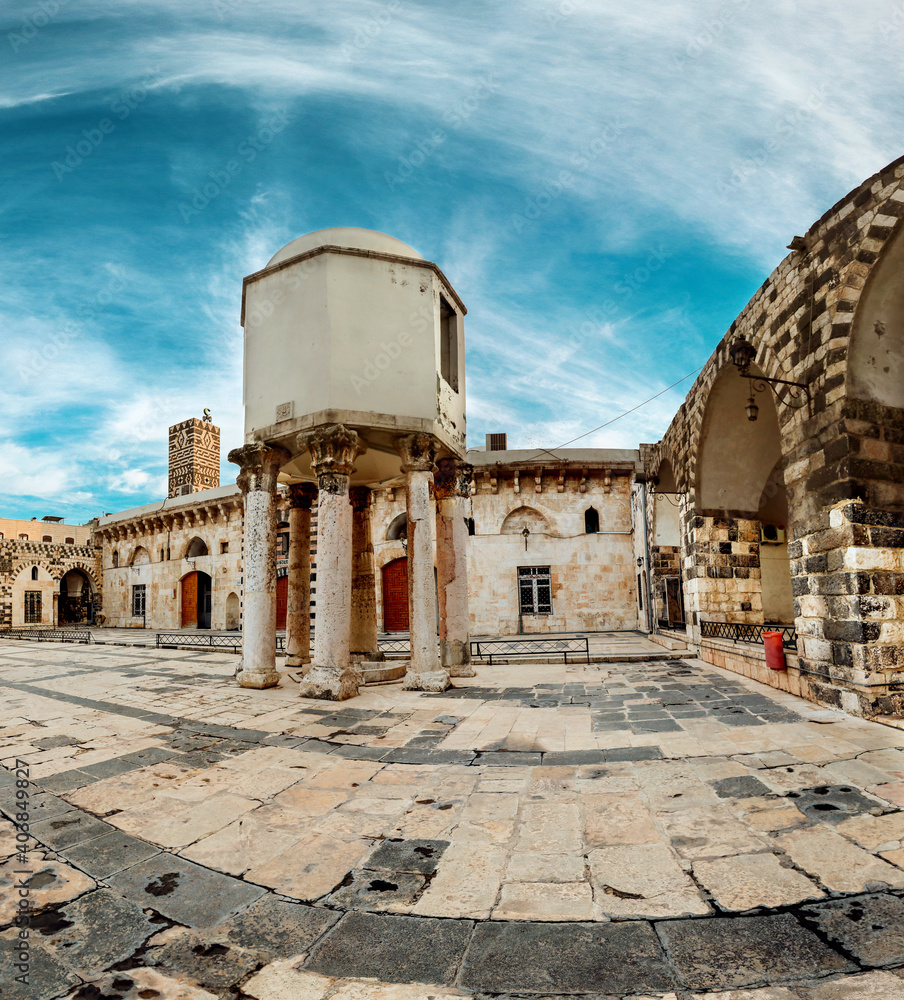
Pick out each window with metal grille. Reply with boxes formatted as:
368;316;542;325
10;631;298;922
24;591;41;624
486;432;507;452
518;567;552;614
132;584;146;617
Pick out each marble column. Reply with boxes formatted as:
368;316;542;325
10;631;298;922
296;424;365;701
228;442;290;689
286;482;318;670
396;433;450;692
435;458;475;677
349;486;383;662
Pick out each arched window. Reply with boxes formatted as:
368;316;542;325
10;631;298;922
65;537;75;544
18;533;28;540
112;551;119;568
185;536;209;558
31;566;39;580
584;507;600;533
466;517;475;536
386;513;408;541
42;535;52;542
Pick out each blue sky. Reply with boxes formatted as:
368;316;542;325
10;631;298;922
1;0;902;523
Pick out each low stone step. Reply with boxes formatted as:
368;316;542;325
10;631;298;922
362;661;408;684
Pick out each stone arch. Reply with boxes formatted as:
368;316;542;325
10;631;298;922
225;592;240;630
58;568;97;625
130;545;151;566
386;512;407;541
696;364;784;516
184;536;209;559
500;505;552;535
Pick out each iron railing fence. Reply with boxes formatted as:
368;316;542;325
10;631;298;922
0;628;93;644
700;620;797;650
155;633;243;651
470;635;590;665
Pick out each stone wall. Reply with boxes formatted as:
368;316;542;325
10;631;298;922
371;459;641;636
0;539;101;628
96;490;243;629
647;155;904;716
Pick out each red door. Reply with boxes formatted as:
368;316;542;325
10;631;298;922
275;576;288;630
181;572;198;627
382;557;409;632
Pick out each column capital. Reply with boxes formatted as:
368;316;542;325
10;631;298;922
288;482;319;510
434;458;473;500
298;424;366;493
228;442;290;495
348;486;372;512
395;433;436;473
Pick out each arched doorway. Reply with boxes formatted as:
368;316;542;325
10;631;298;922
59;569;94;625
382;557;409;632
275;575;288;630
181;571;212;629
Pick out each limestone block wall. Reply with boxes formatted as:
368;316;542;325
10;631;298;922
683;514;762;629
0;539;100;628
0;518;92;545
792;500;904;716
96;493;244;629
371;463;639;636
648;155;904;715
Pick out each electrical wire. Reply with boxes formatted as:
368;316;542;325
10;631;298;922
522;363;706;463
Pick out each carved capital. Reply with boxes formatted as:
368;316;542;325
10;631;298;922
349;486;372;512
395;433;436;474
228;442;290;495
434;459;473;500
288;482;318;510
298;424;366;494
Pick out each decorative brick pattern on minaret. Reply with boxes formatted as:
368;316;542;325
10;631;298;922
168;415;220;498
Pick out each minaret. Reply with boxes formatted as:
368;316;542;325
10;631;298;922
168;410;221;497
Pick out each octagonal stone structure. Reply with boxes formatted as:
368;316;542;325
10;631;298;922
240;226;467;482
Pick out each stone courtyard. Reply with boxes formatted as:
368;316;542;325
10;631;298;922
2;638;904;998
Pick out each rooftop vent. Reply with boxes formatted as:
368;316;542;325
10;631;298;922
486;433;507;452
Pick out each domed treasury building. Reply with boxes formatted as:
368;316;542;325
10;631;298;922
231;227;472;701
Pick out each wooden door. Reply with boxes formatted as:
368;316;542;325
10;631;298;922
275;575;288;630
382;557;409;632
181;572;198;627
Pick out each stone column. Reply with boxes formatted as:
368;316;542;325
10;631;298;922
228;442;289;689
435;458;475;677
396;433;449;692
286;482;318;670
296;424;365;701
349;486;383;662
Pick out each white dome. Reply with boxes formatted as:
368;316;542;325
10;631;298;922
266;227;423;268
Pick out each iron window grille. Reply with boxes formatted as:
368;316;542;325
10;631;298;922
518;567;552;614
24;591;42;624
132;584;147;617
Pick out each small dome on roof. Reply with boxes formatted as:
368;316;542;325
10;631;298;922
266;227;423;268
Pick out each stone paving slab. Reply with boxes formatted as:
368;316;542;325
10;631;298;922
459;919;676;994
2;642;904;998
106;853;267;927
306;910;474;984
657;913;855;990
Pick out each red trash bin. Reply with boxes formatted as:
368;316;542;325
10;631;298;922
763;631;786;671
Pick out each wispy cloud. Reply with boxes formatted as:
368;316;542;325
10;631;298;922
1;0;901;520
